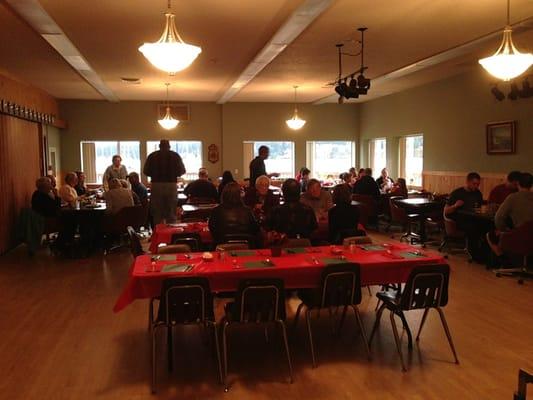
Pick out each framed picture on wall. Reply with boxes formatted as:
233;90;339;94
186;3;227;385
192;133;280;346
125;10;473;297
486;120;516;154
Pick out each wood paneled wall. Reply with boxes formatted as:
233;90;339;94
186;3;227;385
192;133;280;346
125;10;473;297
422;170;507;199
0;115;42;254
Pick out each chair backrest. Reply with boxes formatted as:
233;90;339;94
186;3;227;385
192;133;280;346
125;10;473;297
158;277;213;324
157;243;191;254
171;232;201;251
342;235;372;247
282;238;312;248
400;264;450;310
106;205;145;234
223;233;256;249
443;213;463;237
500;220;533;256
127;226;144;257
234;279;286;322
353;194;377;217
319;263;362;307
389;196;407;224
216;243;249;251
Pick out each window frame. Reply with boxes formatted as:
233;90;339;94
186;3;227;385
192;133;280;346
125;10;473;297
368;138;387;179
146;140;203;181
399;134;424;189
306;140;356;180
243;140;295;179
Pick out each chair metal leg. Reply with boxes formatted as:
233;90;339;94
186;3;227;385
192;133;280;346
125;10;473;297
151;324;159;394
367;286;372;296
369;302;387;347
390;311;407;372
436;307;459;364
336;305;348;335
292;302;304;334
148;298;155;332
352;305;371;360
277;320;294;383
305;309;317;368
222;321;230;392
210;322;224;385
264;326;269;343
416;308;430;341
397;311;413;350
167;325;173;372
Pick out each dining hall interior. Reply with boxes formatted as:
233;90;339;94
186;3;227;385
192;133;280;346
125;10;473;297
1;0;533;399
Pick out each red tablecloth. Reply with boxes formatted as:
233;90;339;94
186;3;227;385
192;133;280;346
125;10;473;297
114;243;445;312
149;222;212;253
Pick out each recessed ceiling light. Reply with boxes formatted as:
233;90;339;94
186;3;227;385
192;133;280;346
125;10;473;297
120;77;142;85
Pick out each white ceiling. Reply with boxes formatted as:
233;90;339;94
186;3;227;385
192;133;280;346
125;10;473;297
1;0;532;103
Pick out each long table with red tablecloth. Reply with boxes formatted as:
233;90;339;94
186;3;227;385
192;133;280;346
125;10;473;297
114;243;446;312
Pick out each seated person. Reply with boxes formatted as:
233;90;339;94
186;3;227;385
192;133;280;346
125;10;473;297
328;184;362;244
488;170;520;206
267;179;317;238
74;171;87;196
217;170;236;200
300;179;333;221
376;168;394;192
103;178;134;214
31;176;61;217
208;182;260;246
243;175;280;223
58;172;79;207
339;172;354;188
300;168;311;192
390;177;408;198
353;168;380;197
184;168;218;202
127;172;148;204
444;172;485;261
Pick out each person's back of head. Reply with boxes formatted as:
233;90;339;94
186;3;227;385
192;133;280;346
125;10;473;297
119;179;129;189
108;178;121;190
221;182;243;207
36;177;51;192
159;139;171;151
507;170;521;187
364;167;373;177
282;178;301;203
65;172;77;186
518;172;533;190
221;170;234;184
198;168;209;180
332;183;352;205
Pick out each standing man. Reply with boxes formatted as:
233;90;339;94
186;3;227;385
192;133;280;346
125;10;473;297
143;139;186;224
103;155;128;190
249;145;279;187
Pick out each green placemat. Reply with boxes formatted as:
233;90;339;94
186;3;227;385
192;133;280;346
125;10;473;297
360;245;386;251
243;260;275;269
158;255;177;261
229;250;256;257
161;263;193;273
321;257;347;265
284;247;307;254
399;251;426;259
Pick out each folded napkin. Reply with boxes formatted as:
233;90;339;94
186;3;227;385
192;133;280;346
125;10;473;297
160;263;193;273
398;251;426;259
321;257;347;265
243;260;275;269
229;250;256;257
285;247;307;254
359;244;386;251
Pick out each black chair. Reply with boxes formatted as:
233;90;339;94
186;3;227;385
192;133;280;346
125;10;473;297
221;278;292;391
171;232;201;252
515;369;533;400
293;263;371;367
127;226;144;258
222;233;257;249
151;277;222;393
368;263;459;371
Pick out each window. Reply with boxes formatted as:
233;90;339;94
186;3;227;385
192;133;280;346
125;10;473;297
80;141;140;184
368;138;387;178
243;141;295;179
146;141;202;181
400;135;424;187
306;141;356;180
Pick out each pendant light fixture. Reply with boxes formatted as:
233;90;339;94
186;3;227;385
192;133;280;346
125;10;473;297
158;83;179;130
139;0;202;74
479;0;533;81
286;86;306;130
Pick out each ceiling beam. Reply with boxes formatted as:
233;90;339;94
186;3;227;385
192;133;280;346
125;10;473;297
217;0;333;104
313;17;533;104
5;0;119;102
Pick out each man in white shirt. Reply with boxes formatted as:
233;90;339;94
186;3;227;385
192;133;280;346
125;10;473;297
58;172;79;207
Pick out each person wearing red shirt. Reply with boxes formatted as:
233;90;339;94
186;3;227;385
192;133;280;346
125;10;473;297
488;171;521;205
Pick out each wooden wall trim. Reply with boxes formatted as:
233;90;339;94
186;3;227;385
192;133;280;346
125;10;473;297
422;170;507;200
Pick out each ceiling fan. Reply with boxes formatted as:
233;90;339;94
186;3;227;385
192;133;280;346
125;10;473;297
324;27;371;103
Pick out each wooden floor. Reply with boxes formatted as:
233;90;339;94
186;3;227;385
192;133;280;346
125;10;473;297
1;234;532;400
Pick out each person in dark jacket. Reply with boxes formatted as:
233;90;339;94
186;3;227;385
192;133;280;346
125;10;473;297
127;172;148;204
208;182;260;246
218;170;236;200
328;184;363;244
32;177;61;217
184;168;218;202
353;168;380;197
243;175;280;224
268;179;317;238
